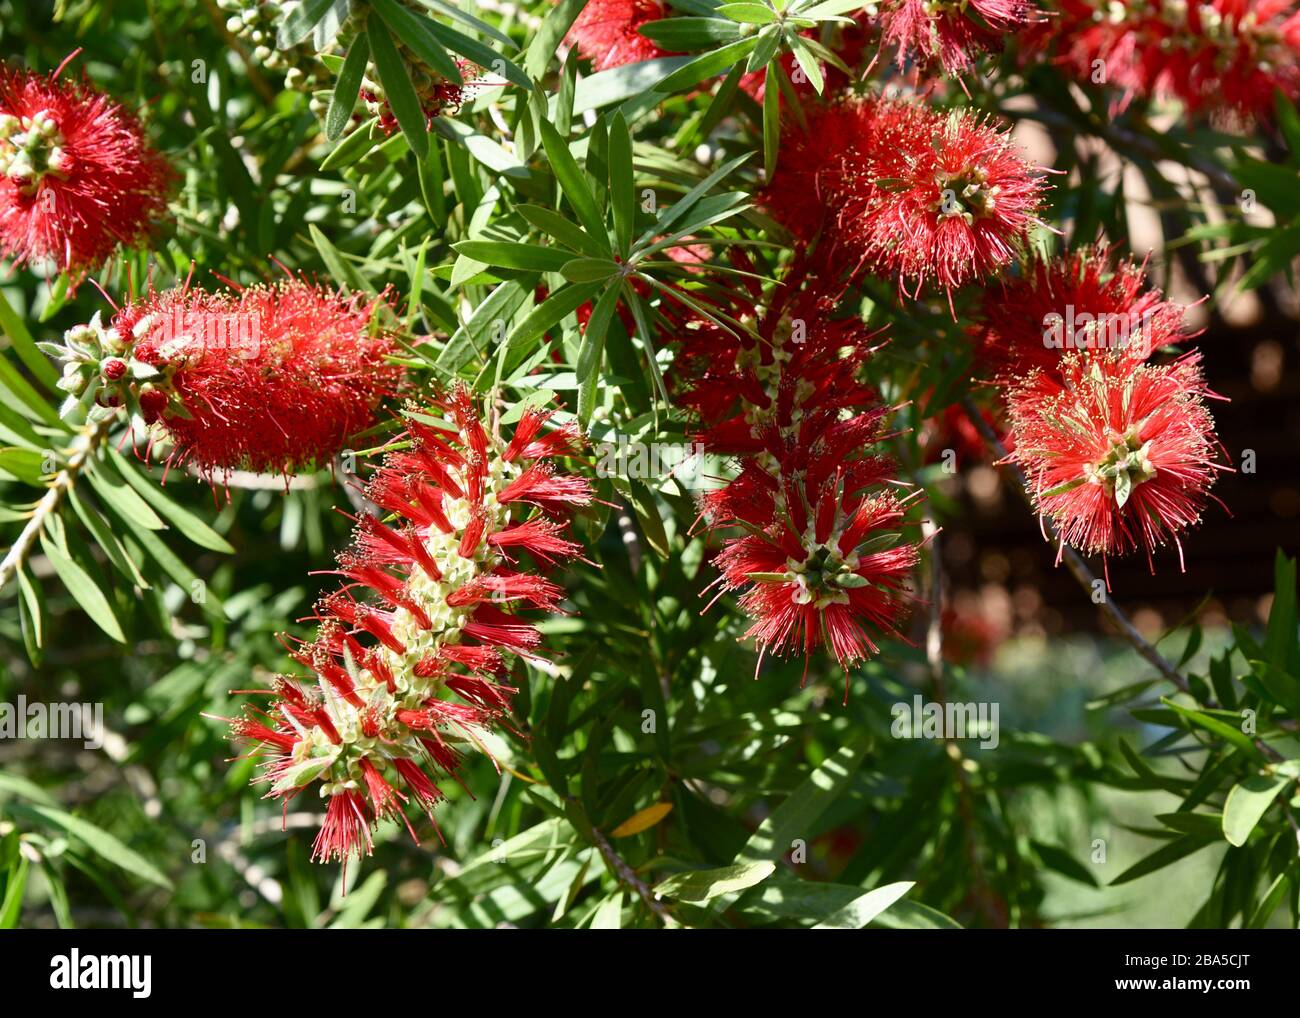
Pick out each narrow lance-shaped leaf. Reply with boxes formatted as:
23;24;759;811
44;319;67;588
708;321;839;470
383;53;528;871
367;11;430;160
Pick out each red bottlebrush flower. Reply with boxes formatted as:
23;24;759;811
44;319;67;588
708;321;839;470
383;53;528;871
711;478;919;680
86;276;402;479
1033;0;1300;123
762;98;1049;299
672;258;921;684
1006;350;1227;568
218;387;591;867
971;245;1197;380
0;57;172;279
566;0;676;71
878;0;1043;77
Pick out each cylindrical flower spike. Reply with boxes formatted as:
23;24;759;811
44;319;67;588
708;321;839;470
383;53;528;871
1006;350;1228;569
54;276;402;480
669;264;920;684
220;387;591;867
0;57;172;279
763;98;1050;300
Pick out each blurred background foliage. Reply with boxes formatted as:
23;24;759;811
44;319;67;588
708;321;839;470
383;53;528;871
0;0;1297;929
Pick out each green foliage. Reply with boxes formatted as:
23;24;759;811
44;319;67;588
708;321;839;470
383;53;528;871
0;0;1294;931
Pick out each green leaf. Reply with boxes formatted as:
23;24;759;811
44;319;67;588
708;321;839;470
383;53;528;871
1247;867;1294;927
325;31;370;141
576;284;621;426
452;240;573;273
762;59;780;180
573;56;695;113
506;281;604;355
130;525;226;620
560;257;620;283
516;205;607;257
1263;551;1298;674
0;287;59;389
7;803;172;890
1031;840;1099;887
609;112;635;256
641;152;751;243
422;19;531;90
276;0;335;50
367;11;429;160
1109;834;1216;886
590;892;624;929
68;488;149;590
1160;697;1263;758
1222;774;1289;847
370;0;463;83
1274;92;1300;160
788;35;824;94
437;280;531;372
872;900;964;929
107;448;234;554
425;0;516;47
527;0;586;78
812;881;914;929
16;567;43;657
84;462;165;531
734;735;869;867
538;119;610;248
319;117;383;171
39;533;126;643
309;224;376;294
717;2;777;23
654;860;775;901
638;18;744;48
653;37;759;93
0;855;27;928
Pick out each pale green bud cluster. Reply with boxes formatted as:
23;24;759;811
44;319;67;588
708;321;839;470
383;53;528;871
0;109;69;194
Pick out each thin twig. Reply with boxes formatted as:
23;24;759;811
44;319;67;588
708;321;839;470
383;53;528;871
588;824;673;925
0;417;112;596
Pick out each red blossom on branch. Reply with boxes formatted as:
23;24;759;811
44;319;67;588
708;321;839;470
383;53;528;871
763;98;1050;300
667;262;921;685
75;276;402;479
0;57;172;279
1005;350;1228;569
218;387;591;867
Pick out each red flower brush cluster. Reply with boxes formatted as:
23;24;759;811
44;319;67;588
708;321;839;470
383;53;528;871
59;277;401;478
1005;351;1225;567
971;244;1196;379
878;0;1043;77
763;98;1049;299
0;60;171;278
1033;0;1300;122
222;388;591;866
670;264;920;680
974;246;1225;568
566;0;675;71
